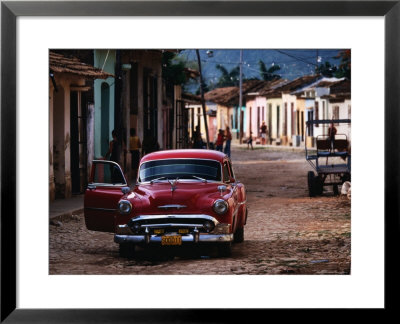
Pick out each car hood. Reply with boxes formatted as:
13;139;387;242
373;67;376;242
132;181;231;215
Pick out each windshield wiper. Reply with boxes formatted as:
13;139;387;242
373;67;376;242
150;176;167;184
191;175;207;183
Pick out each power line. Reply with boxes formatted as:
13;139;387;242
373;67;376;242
274;49;318;67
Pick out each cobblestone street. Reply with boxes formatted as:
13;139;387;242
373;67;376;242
49;146;351;275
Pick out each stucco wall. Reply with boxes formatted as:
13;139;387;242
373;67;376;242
266;98;282;142
94;50;116;158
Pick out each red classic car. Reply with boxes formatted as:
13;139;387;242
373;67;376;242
84;149;247;258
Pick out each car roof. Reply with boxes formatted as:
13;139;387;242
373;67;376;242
140;149;227;164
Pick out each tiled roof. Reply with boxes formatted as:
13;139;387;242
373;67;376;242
205;80;284;106
329;79;351;95
182;92;201;104
261;74;322;97
49;51;113;79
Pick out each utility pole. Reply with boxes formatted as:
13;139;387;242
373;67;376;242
196;49;210;149
239;49;243;144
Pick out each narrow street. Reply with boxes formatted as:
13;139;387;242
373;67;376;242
49;146;351;275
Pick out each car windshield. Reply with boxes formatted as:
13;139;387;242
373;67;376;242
139;159;222;182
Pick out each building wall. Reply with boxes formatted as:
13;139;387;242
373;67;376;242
229;106;246;143
186;103;201;143
245;97;265;139
328;99;352;142
296;98;306;144
245;97;255;138
265;97;282;144
305;98;316;147
255;97;267;137
282;93;298;145
49;73;87;200
49;83;55;201
125;50;163;148
94;50;116;158
314;97;330;138
217;104;229;133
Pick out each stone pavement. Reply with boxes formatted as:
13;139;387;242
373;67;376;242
49;148;351;275
49;194;84;221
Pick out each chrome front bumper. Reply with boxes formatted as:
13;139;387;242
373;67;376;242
114;214;232;245
114;233;233;245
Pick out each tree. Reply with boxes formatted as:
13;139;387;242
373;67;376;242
215;64;241;87
162;51;188;86
334;50;351;79
316;61;338;78
258;60;281;81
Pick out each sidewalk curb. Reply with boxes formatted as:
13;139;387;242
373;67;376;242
231;143;305;153
49;208;84;223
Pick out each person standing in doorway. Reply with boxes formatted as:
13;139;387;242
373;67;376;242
224;126;232;158
105;130;121;165
129;128;141;178
105;130;124;183
193;125;203;149
260;121;268;145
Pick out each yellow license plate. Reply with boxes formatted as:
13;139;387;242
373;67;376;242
161;235;182;246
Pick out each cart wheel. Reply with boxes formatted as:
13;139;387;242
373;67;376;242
333;184;339;196
307;171;316;197
315;176;324;195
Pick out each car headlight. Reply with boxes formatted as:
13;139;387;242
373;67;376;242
118;200;132;215
213;199;228;214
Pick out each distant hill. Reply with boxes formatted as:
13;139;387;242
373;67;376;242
178;49;345;93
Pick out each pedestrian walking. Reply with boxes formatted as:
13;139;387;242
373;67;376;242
215;129;225;152
224;126;232;158
129;128;141;177
328;121;337;142
105;130;124;183
193;125;203;149
105;130;121;164
260;121;268;145
247;131;254;150
328;120;337;152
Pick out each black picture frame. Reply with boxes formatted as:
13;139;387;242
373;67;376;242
1;0;398;322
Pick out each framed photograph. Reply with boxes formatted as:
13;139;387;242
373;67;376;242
1;0;398;322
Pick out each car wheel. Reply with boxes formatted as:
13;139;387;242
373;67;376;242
307;171;316;197
119;243;135;259
234;227;244;243
218;242;232;257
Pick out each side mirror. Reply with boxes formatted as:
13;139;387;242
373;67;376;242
225;177;235;184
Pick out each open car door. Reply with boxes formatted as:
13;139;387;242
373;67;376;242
84;160;128;233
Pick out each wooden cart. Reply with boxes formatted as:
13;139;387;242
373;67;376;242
305;119;351;197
